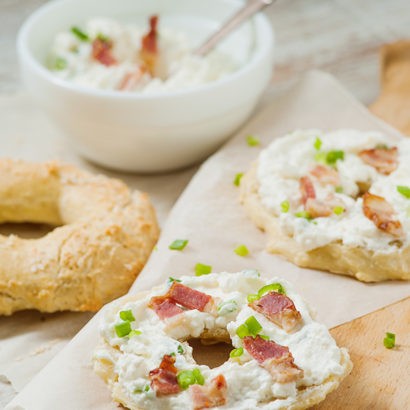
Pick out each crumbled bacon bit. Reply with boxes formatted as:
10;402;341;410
118;67;146;91
148;296;184;319
358;146;398;175
305;198;333;218
149;283;213;319
91;37;117;66
310;164;339;186
250;292;302;332
362;192;403;236
190;375;227;409
149;354;180;396
140;15;159;75
299;176;316;205
243;336;303;383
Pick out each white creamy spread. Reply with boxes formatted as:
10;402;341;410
49;17;236;93
95;271;347;409
257;129;409;252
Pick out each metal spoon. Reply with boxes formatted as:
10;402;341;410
194;0;275;57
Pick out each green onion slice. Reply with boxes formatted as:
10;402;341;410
335;186;344;193
119;309;135;322
195;263;212;276
397;185;410;199
229;347;244;358
54;57;67;70
258;283;286;298
333;206;345;215
326;150;345;165
115;321;131;338
295;211;312;220
128;329;142;337
246;135;260;147
247;294;259;303
71;26;89;41
168;277;182;283
177;344;184;354
234;244;249;257
313;137;322;151
217;300;238;315
281;200;290;213
169;239;189;251
177;368;204;389
383;332;395;349
233;172;244;187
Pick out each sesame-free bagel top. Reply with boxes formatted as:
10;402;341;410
93;270;351;410
0;159;159;315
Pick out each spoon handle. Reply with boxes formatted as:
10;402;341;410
194;0;274;57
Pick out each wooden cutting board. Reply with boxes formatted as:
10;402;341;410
315;297;410;409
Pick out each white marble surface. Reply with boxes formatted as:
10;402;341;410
1;0;410;407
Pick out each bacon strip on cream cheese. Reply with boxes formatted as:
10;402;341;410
190;375;227;410
149;354;181;396
243;336;303;383
249;292;302;332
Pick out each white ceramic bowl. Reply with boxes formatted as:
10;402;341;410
17;0;274;173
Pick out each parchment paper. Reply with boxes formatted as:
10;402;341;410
7;71;410;409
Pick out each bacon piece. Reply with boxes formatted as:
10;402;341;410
118;67;146;91
310;164;339;186
168;282;212;312
299;176;316;205
149;354;180;396
358;146;398;175
148;296;184;319
91;37;117;66
305;198;333;218
250;292;302;332
190;375;227;410
362;192;403;236
243;336;303;383
140;15;159;75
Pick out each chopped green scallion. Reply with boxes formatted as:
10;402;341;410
259;334;270;340
326;150;345;165
54;57;67;70
245;315;262;336
295;211;312;220
313;137;322;151
115;321;132;338
234;172;244;187
168;277;182;283
169;239;189;251
195;263;212;276
335;186;344;193
383;332;396;349
128;329;142;337
229;347;244;358
397;185;410;199
177;344;184;354
333;206;345;215
234;244;249;257
281;200;290;213
177;368;204;390
71;26;89;41
258;283;286;297
246;135;260;147
247;294;259;303
119;309;135;322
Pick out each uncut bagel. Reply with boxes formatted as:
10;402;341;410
0;159;159;315
93;271;352;410
240;129;410;282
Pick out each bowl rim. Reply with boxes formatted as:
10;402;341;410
17;0;274;101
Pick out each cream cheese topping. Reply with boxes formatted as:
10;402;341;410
49;17;236;93
95;271;347;409
257;129;409;252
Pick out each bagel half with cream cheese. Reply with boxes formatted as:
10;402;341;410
240;129;410;282
93;270;352;410
0;159;159;315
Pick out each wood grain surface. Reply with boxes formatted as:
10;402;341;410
316;297;410;410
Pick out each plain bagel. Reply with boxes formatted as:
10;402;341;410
0;159;159;315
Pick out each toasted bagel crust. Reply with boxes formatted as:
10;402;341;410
0;159;159;315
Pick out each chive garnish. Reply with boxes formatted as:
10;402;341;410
128;329;142;337
236;315;263;338
246;135;260;147
281;200;290;213
313;137;322;151
168;277;182;283
258;283;286;297
169;239;189;251
295;211;312;220
71;26;89;41
335;186;344;193
234;173;244;187
54;57;67;70
397;186;410;199
333;206;345;215
383;332;395;349
177;344;184;354
119;309;135;322
326;150;345;165
115;321;131;337
247;294;259;303
229;347;243;358
195;263;212;276
177;368;205;389
234;244;249;257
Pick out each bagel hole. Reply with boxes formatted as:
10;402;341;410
188;338;232;369
0;222;58;239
